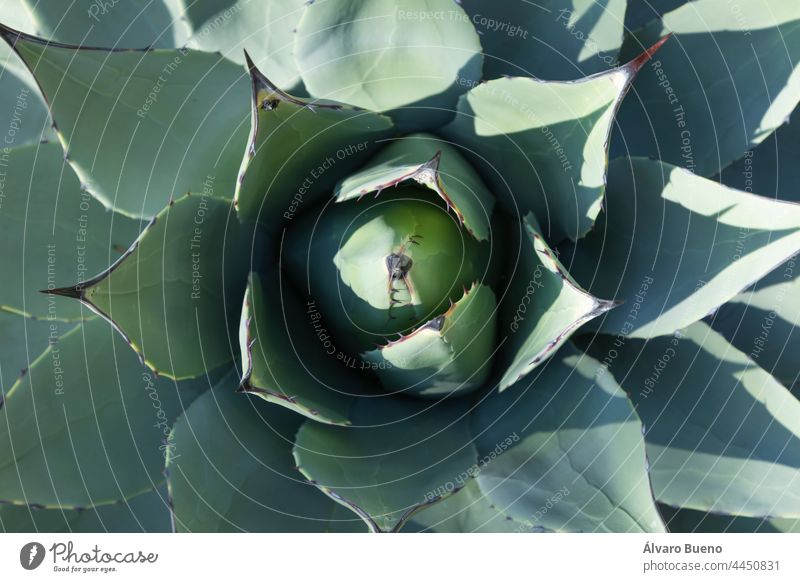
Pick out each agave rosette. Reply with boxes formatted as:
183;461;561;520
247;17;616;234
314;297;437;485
1;0;800;534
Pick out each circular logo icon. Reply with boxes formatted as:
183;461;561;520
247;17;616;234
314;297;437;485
20;542;46;570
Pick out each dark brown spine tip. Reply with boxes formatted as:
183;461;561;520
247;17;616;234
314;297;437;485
41;285;84;299
627;34;672;74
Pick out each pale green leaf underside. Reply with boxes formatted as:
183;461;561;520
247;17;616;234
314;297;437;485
592;322;800;518
473;345;666;532
294;398;478;532
568;157;800;339
167;375;366;532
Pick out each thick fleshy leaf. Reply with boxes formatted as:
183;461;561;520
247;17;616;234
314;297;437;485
0;2;54;145
717;107;800;203
711;263;800;392
614;0;800;177
441;39;667;242
17;0;185;48
294;398;478;532
283;190;488;353
410;479;530;533
335;134;495;241
498;214;615;391
294;0;482;130
1;29;250;218
624;0;688;30
0;310;71;395
0;64;53;146
0;318;209;508
49;194;252;380
178;0;305;91
590;322;800;518
659;504;800;533
472;345;666;532
363;283;498;398
461;0;626;80
0;487;171;533
167;373;366;532
239;272;370;425
0;143;141;320
235;58;394;225
566;158;800;339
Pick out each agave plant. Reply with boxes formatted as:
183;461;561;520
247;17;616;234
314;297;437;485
1;0;799;534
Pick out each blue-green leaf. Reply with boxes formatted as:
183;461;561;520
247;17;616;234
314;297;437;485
472;345;666;532
589;322;800;518
167;372;366;532
614;0;800;177
294;398;478;532
566;157;800;339
294;0;482;131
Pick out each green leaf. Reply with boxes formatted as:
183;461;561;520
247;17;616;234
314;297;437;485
566;157;800;338
0;143;141;320
235;58;394;226
0;487;172;533
409;479;529;533
624;0;688;31
614;0;800;177
282;190;488;353
441;39;667;242
363;283;498;398
294;0;482;131
0;310;72;395
2;30;250;218
472;345;666;532
659;504;800;533
18;0;185;48
335;133;496;241
239;272;370;425
717;107;800;203
167;372;366;532
51;194;252;380
590;322;800;518
711;263;799;392
0;318;209;508
294;398;478;532
460;0;626;80
178;0;305;91
498;214;615;391
0;65;53;146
